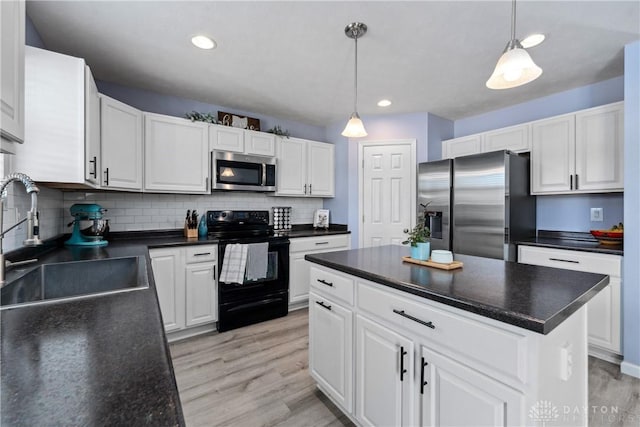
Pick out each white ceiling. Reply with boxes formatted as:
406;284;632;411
27;1;640;127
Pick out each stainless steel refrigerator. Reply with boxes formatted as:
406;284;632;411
417;150;536;261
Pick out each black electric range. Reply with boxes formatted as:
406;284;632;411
207;210;289;332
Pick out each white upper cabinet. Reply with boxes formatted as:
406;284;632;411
276;137;307;196
245;129;276;156
0;0;25;149
209;124;244;153
16;46;98;186
209;124;276;156
307;141;335;197
531;102;623;194
531;114;575;193
574;102;624;192
100;95;143;191
276;137;335;197
442;135;482;159
85;67;101;186
482;123;530;153
144;113;209;193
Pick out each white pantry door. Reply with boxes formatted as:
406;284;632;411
359;140;416;248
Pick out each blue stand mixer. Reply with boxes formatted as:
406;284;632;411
65;203;109;247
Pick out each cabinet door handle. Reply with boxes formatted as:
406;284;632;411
575;174;579;190
317;278;333;287
420;357;429;394
549;257;580;264
304;184;307;194
89;156;97;178
194;252;211;256
393;309;435;329
213;268;216;280
315;300;332;311
399;346;408;382
104;168;110;186
309;184;312;195
315;241;329;245
570;174;573;190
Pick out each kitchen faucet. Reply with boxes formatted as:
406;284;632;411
0;173;43;286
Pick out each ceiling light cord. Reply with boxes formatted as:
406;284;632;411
354;32;358;114
511;0;516;42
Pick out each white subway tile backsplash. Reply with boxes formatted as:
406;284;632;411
62;191;323;232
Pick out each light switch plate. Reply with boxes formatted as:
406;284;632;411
590;208;603;222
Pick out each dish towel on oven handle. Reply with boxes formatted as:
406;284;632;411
219;243;248;284
245;242;269;281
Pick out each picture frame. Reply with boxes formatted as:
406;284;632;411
313;209;330;229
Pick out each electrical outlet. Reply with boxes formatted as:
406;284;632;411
590;208;603;222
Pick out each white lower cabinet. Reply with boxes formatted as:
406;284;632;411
356;314;414;427
518;245;622;356
289;234;350;305
419;346;523;427
150;244;217;337
309;292;353;413
308;263;592;427
150;247;185;332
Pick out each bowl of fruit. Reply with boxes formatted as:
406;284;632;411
590;223;623;245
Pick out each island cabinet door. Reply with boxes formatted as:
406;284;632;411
355;315;414;427
309;292;353;413
418;346;523;427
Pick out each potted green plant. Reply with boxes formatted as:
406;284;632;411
403;221;431;261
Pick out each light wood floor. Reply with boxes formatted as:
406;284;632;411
170;308;639;427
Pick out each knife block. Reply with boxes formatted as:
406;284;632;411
184;223;198;238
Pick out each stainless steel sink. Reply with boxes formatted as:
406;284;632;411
0;256;149;309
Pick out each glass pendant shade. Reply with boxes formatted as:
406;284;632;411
342;112;368;137
486;43;542;89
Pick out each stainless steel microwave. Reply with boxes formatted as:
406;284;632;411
211;151;276;192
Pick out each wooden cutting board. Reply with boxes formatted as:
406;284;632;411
402;256;463;270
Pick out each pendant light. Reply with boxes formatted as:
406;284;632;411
486;0;542;90
342;22;368;138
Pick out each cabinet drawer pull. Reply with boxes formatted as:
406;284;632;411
315;241;330;245
549;257;579;264
315;300;332;311
399;346;407;381
193;252;211;257
393;309;435;329
420;357;429;394
317;278;334;287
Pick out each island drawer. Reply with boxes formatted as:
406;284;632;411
290;235;350;253
310;265;354;306
518;246;621;277
185;245;217;264
357;281;529;384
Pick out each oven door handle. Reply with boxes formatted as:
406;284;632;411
226;298;283;313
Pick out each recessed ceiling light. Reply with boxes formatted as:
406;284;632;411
377;99;392;107
191;35;216;50
521;34;545;48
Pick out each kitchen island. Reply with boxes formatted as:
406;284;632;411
305;245;609;427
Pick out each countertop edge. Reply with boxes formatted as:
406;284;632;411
305;254;609;335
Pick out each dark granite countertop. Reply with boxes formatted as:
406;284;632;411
1;224;350;425
305;245;609;335
1;239;185;426
517;230;623;256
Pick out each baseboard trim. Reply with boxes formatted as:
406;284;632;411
288;300;309;312
588;345;622;364
166;323;217;343
621;360;640;379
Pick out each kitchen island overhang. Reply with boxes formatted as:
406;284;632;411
305;245;608;335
